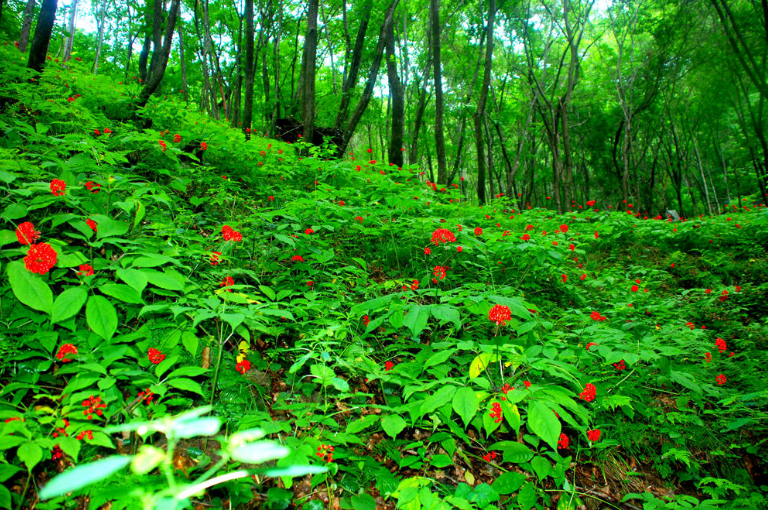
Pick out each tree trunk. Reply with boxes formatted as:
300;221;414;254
335;0;372;130
473;0;495;203
339;0;400;155
148;0;163;79
302;0;319;144
138;33;151;82
431;0;447;184
62;0;78;62
138;0;180;107
243;0;254;139
19;0;37;53
93;0;108;74
27;0;58;75
178;22;189;102
386;14;404;167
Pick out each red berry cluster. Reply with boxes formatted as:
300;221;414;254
489;402;502;424
715;338;727;353
431;228;456;245
589;311;606;322
82;396;106;420
85;181;101;193
385;361;395;371
148;348;165;365
138;388;154;405
53;418;70;438
50;179;66;196
362;315;370;326
557;433;569;449
51;445;64;460
220;276;235;291
56;344;77;362
613;360;626;371
210;251;222;265
316;444;334;462
432;266;447;282
579;383;596;402
16;222;40;245
587;429;601;442
87;218;98;232
585;342;598;351
24;243;58;274
489;305;512;326
76;430;93;441
222;225;243;242
482;451;498;462
716;374;727;385
236;359;251;374
158;140;167;152
78;264;94;276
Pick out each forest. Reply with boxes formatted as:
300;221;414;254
0;0;767;508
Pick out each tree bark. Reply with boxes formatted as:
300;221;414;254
148;0;163;80
386;14;404;167
138;33;151;82
431;0;447;184
243;0;254;139
178;22;189;102
19;0;37;53
93;0;108;74
62;0;78;62
335;0;372;130
27;0;58;76
138;0;180;107
302;0;319;144
339;0;400;155
473;0;495;203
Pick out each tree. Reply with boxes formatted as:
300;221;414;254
474;0;496;204
386;12;405;167
431;0;447;184
18;0;37;53
27;0;58;75
302;0;319;144
243;0;255;140
138;0;181;107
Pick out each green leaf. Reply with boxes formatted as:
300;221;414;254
402;305;430;337
452;387;479;429
229;440;289;464
99;284;144;304
181;331;199;357
0;464;22;483
531;456;552;481
52;286;88;323
166;366;208;379
221;313;245;331
167;378;204;396
500;400;521;435
17;442;43;471
86;295;118;341
309;364;335;385
420;385;457;417
116;268;148;293
469;352;495;379
259;285;276;301
91;214;129;239
430;305;461;330
430;454;454;468
141;269;184;291
488;441;533;463
7;260;53;315
381;415;407;438
345;414;380;435
2;203;28;220
491;471;527;495
350;493;377;510
527;401;561;451
39;456;132;500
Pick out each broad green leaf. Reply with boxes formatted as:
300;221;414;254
531;456;552;480
99;284;144;304
500;400;521;435
381;415;407;438
17;442;43;471
492;471;527;494
166;378;204;396
181;331;199;357
141;269;184;291
430;305;461;329
452;387;479;429
488;441;534;463
39;456;132;500
116;268;148;293
527;401;561;451
403;305;430;337
90;214;129;239
469;352;495;379
86;295;118;341
7;260;53;315
420;385;457;417
345;415;380;435
259;285;276;301
52;286;88;323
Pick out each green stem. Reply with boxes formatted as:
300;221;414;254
16;470;31;510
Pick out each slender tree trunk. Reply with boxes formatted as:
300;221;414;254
19;0;37;53
339;0;400;155
320;1;338;95
138;0;181;107
335;0;372;130
243;0;254;139
270;0;282;135
138;33;151;82
386;15;404;167
178;23;189;102
473;0;495;203
62;0;78;62
693;138;712;214
27;0;58;75
148;0;163;79
431;0;447;184
302;0;319;144
93;0;108;74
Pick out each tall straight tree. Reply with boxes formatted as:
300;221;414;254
302;0;319;144
334;0;372;130
27;0;58;75
386;13;405;167
243;0;255;140
138;0;181;106
474;0;496;204
62;0;78;62
430;0;447;184
18;0;37;53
